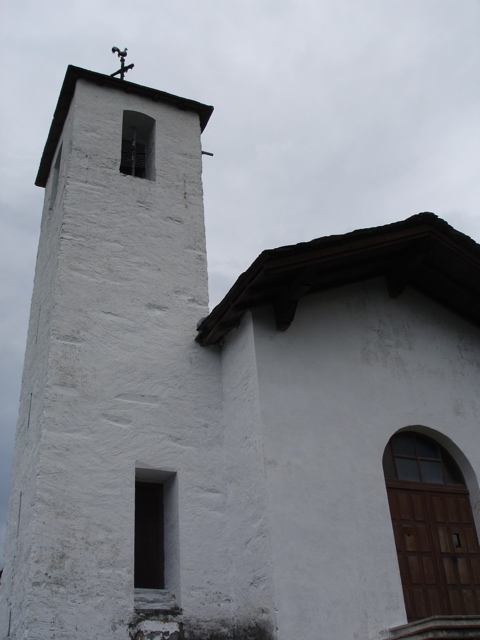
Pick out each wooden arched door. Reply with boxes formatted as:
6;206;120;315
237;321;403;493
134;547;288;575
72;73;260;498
383;432;480;621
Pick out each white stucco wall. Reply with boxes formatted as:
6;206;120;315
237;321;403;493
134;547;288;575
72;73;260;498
221;313;277;637
239;278;480;640
0;79;230;640
0;99;75;640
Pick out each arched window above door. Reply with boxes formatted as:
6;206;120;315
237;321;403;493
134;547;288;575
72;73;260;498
383;431;465;486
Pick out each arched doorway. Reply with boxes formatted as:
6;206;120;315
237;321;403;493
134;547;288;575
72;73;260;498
383;431;480;621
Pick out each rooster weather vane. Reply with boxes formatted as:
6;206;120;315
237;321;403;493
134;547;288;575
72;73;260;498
111;47;134;80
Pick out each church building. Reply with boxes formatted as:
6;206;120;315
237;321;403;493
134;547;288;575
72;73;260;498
1;65;479;640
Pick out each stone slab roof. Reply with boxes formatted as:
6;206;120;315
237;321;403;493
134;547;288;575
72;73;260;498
196;213;480;346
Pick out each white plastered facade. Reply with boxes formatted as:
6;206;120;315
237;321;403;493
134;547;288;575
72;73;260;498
0;72;479;640
225;280;480;640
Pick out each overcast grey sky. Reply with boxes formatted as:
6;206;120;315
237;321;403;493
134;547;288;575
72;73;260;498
1;0;479;565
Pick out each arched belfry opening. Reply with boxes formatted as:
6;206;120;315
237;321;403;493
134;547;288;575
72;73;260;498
383;431;480;621
120;110;155;179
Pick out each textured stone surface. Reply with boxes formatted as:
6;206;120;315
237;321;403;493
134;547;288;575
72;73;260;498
0;79;229;639
130;619;182;640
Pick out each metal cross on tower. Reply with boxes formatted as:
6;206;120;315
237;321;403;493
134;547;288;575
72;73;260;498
111;47;134;80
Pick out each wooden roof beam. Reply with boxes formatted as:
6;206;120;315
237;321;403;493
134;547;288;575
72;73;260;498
386;247;429;298
272;267;318;331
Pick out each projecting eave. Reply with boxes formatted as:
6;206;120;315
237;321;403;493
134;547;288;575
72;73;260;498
196;213;480;346
35;65;214;188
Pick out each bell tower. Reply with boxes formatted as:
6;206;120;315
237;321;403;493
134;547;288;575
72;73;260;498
0;66;230;639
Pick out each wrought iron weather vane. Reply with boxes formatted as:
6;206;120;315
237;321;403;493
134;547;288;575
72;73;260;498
111;47;134;80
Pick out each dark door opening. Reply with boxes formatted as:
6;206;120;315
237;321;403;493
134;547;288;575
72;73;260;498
134;481;164;589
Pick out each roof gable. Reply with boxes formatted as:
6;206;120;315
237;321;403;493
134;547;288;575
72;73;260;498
196;213;480;346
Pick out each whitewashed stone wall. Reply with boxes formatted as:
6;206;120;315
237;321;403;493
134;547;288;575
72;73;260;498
221;313;277;637
0;79;232;639
222;278;479;640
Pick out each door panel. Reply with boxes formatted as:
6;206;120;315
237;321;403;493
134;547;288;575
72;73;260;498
387;485;480;621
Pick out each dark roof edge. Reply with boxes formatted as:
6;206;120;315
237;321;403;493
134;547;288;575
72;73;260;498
196;212;480;345
35;65;214;187
251;212;479;262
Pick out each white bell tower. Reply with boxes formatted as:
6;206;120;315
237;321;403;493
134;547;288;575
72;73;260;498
0;66;231;640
